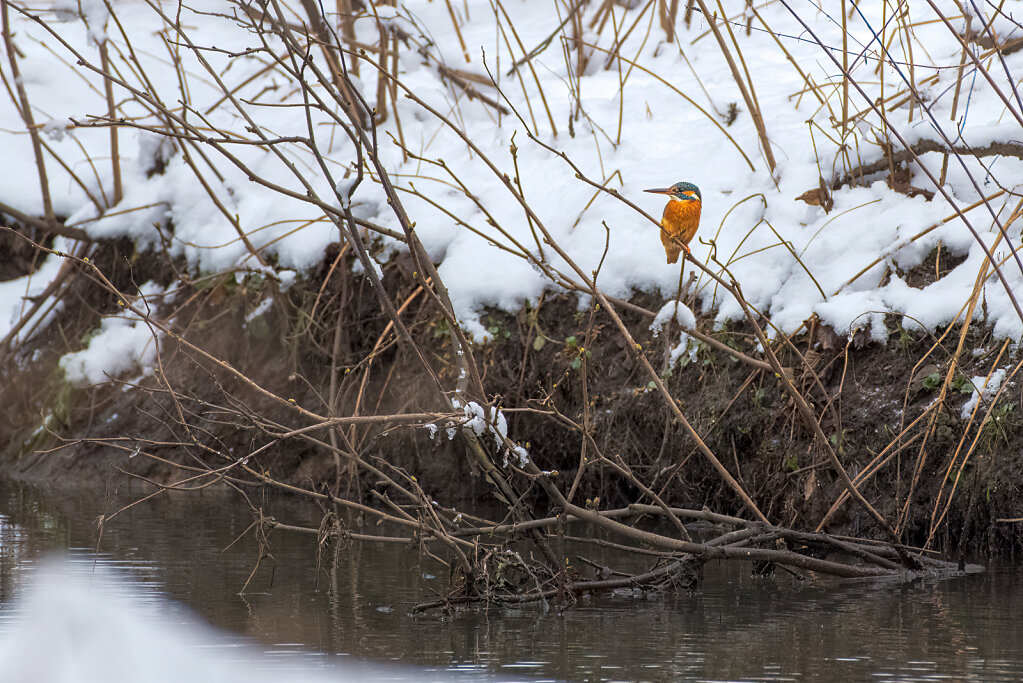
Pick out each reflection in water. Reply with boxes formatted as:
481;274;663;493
0;561;475;682
0;480;1021;682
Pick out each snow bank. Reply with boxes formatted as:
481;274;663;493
2;0;1022;366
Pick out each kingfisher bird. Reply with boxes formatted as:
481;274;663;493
644;182;702;264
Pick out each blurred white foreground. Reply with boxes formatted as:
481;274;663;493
0;560;486;683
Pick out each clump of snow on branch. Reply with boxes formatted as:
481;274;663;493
651;301;698;367
460;401;529;467
335;177;357;210
422;401;529;464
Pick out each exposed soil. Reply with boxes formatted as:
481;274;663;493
2;238;1022;556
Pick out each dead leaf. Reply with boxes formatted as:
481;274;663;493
795;177;834;213
888;164;912;193
803;469;817;501
852;327;870;349
817;324;841;351
796;188;825;205
887;163;936;201
910;363;940;392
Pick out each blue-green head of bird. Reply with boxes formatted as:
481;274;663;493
644;181;702;203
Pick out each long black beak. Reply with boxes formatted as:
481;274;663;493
644;187;674;195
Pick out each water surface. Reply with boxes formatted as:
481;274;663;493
0;480;1021;682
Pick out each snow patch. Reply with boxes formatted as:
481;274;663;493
961;368;1007;419
59;283;165;387
244;297;273;323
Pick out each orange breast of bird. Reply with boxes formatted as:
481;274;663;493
659;198;702;264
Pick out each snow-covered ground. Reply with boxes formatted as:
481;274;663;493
2;0;1022;382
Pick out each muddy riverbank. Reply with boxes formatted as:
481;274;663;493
3;240;1021;556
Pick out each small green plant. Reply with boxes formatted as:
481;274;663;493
753;387;766;407
723;336;742;363
829;429;848;456
895;325;914;351
922;372;942;391
673;338;701;369
432;317;451;339
981;400;1015;446
783;452;799;472
950;373;974;395
564;335;592;370
524;305;556;351
485;315;511;342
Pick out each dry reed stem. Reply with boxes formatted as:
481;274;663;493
1;1;53;220
494;0;558;135
840;0;849;136
443;0;471;63
490;1;540;134
336;0;359;76
939;6;972;186
692;0;776;173
98;38;122;206
297;0;369;126
664;0;679;42
926;341;1015;546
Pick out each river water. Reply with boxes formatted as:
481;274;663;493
0;479;1021;682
